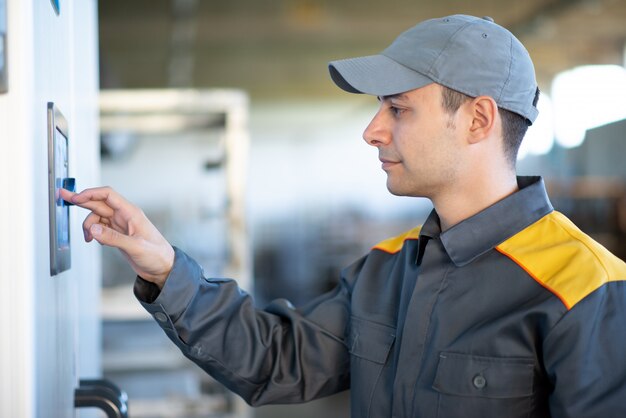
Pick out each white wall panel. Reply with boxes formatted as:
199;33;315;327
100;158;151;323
0;1;100;417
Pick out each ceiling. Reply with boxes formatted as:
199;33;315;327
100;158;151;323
99;0;626;100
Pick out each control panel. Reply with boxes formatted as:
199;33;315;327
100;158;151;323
48;102;74;275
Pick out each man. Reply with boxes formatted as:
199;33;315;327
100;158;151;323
63;15;626;417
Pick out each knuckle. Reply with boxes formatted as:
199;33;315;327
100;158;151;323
105;226;117;238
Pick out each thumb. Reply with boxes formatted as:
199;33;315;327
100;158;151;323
90;223;135;252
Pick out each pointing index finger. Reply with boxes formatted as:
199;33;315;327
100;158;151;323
59;187;77;204
70;186;128;209
63;186;135;219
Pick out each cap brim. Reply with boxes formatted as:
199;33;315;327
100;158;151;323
329;54;433;96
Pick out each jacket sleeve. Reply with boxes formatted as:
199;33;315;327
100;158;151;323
543;281;626;417
134;247;352;406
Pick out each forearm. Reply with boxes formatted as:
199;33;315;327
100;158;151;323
135;247;351;405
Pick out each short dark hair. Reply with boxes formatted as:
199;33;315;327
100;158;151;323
440;86;530;166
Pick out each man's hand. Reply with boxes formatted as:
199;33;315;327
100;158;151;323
60;186;175;289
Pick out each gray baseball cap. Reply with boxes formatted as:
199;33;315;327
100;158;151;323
328;15;539;124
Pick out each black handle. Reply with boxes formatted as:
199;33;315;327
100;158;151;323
74;379;129;418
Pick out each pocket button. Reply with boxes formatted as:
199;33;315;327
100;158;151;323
473;375;487;389
155;312;168;323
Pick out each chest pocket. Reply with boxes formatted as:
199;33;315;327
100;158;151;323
348;316;395;418
348;316;395;363
433;352;537;418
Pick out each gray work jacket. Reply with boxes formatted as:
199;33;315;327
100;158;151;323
135;176;626;417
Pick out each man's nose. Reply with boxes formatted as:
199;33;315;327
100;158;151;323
363;110;391;147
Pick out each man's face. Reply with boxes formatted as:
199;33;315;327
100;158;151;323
363;83;463;199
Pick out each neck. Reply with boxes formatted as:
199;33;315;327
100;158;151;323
433;171;519;231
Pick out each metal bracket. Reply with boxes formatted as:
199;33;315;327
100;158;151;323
0;0;7;93
74;379;129;418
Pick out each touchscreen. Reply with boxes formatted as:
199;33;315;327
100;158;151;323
55;128;70;250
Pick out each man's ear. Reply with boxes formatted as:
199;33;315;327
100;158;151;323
467;96;498;144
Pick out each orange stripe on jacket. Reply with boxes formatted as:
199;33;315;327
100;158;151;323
372;226;422;255
496;211;626;310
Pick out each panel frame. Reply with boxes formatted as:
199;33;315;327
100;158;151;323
47;101;70;276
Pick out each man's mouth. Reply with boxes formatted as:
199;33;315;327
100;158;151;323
380;157;400;170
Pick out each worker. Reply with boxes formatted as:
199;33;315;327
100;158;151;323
62;14;626;417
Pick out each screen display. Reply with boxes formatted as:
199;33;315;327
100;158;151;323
54;127;70;250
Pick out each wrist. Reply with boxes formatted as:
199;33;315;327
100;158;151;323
155;245;175;289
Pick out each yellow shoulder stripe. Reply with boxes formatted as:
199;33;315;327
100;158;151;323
372;226;422;254
496;211;626;310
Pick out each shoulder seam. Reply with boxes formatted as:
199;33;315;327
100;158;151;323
495;246;571;309
495;211;626;311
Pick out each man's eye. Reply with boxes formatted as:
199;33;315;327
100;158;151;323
390;105;404;116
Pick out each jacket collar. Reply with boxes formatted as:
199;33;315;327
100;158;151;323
419;176;553;267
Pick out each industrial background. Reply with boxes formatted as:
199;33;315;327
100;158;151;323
0;0;624;417
96;1;626;417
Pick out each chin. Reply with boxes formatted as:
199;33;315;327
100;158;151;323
386;182;412;197
387;187;406;197
386;180;427;198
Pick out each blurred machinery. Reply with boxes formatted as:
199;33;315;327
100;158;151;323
546;119;626;261
99;89;252;418
548;177;626;261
